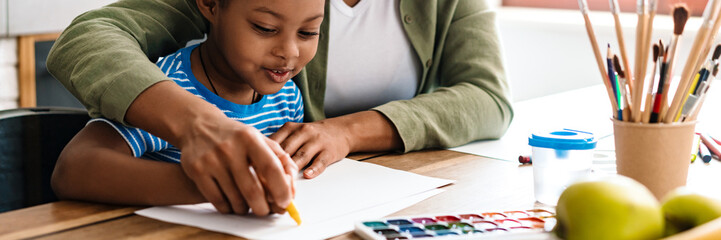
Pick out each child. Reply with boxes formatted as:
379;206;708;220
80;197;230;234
51;0;325;216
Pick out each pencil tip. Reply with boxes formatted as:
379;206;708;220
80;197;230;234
607;43;612;57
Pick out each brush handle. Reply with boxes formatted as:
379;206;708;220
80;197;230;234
639;11;656;105
581;13;618;116
649;90;664;123
650;60;669;122
687;94;707;121
687;77;713;121
613;13;633;93
633;13;648;119
627;12;641;121
670;30;709;123
675;72;704;121
642;93;654;123
641;60;659;123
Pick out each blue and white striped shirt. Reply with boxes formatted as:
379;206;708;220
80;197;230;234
92;44;303;163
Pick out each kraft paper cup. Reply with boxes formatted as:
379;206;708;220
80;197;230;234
612;119;697;200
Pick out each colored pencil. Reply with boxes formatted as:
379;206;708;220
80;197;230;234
286;201;302;225
712;135;721;145
608;45;623;120
699;141;713;163
700;133;721;159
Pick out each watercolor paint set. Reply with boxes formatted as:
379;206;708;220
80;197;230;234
354;209;556;240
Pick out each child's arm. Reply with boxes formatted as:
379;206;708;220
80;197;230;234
51;122;205;205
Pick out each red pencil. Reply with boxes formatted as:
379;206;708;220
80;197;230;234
711;135;721;145
699;133;721;158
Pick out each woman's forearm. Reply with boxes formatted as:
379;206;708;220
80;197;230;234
47;0;206;123
124;81;228;147
326;110;404;153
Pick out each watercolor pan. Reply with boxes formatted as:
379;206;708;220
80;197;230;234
354;208;556;240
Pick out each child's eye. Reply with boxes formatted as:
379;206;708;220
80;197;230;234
253;24;277;34
299;31;319;38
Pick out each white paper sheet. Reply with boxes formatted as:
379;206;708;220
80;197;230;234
136;159;453;240
451;85;614;161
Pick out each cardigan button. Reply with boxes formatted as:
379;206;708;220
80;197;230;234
404;15;413;24
426;59;432;68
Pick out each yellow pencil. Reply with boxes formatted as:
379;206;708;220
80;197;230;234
287;201;302;225
674;71;702;122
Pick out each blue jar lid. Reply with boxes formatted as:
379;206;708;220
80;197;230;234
528;129;597;150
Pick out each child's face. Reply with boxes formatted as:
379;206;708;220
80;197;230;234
209;0;324;95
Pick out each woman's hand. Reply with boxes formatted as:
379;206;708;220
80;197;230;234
179;117;297;216
126;82;297;216
269;119;352;179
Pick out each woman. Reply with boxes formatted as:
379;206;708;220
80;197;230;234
47;0;512;215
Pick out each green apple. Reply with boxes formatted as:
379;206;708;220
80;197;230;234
554;175;664;240
661;188;721;236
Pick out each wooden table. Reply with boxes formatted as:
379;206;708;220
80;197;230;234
0;150;537;240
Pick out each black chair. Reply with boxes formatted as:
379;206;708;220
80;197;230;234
0;107;89;213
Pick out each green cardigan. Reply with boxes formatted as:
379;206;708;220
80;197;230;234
47;0;513;152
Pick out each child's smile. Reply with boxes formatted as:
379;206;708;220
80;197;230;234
265;68;293;83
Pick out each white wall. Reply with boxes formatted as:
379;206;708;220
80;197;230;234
487;0;501;8
0;38;17;110
0;0;7;36
7;0;116;36
498;7;703;102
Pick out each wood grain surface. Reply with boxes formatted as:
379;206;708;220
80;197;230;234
0;150;533;240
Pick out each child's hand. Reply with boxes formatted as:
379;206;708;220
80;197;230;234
178;118;296;216
270;119;351;179
270;111;402;179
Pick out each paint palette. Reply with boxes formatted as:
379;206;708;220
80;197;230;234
354;209;556;240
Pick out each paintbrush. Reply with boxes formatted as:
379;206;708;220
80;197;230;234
610;0;633;93
655;5;689;123
614;54;632;121
650;43;669;123
578;0;619;116
642;43;661;123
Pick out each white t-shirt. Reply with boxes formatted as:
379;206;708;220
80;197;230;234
324;0;422;118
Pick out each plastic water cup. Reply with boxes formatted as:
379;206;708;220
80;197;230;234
529;129;596;205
